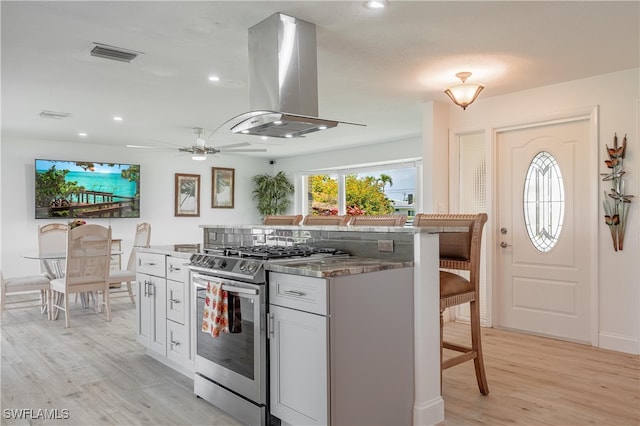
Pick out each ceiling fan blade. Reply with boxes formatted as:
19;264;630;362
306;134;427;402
126;144;157;149
216;142;251;150
221;148;268;153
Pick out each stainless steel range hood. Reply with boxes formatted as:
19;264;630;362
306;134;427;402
231;13;352;138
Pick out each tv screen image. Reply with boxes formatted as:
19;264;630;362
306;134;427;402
35;159;140;219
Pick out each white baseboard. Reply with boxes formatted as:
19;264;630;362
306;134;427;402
413;396;445;426
599;332;639;354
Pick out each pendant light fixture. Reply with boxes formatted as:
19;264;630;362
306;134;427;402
444;72;485;110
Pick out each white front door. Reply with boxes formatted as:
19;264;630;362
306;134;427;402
496;118;594;343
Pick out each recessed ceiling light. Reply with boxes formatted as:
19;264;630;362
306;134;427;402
208;75;220;82
366;0;389;9
78;132;88;137
113;116;123;121
284;134;293;138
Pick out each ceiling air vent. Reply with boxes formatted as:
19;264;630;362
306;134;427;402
39;110;71;119
89;43;142;63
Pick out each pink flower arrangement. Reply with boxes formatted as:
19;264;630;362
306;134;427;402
68;219;87;229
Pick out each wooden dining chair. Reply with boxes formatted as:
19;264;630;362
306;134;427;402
38;223;68;278
109;222;151;303
50;224;113;328
413;213;489;395
302;214;352;225
0;270;51;318
263;215;303;225
349;214;407;226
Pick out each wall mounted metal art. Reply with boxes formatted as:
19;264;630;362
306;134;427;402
601;133;633;251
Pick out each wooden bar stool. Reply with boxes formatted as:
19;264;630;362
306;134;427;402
349;214;407;226
414;213;489;395
263;215;303;225
302;215;351;225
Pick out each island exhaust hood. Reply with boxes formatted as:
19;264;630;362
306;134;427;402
231;13;359;138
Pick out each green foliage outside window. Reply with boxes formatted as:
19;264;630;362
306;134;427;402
310;173;394;215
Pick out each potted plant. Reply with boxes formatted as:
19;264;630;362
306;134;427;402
251;171;295;217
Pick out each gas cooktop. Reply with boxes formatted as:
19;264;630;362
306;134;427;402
188;245;350;283
204;245;348;260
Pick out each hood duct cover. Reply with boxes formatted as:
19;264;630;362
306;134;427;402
231;13;353;138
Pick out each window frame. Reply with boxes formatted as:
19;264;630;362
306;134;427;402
296;159;422;216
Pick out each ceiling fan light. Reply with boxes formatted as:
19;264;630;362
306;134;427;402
444;72;484;110
366;0;389;9
192;153;207;161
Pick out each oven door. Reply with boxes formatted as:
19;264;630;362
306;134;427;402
192;272;266;404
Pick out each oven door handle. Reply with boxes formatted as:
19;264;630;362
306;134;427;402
221;285;258;295
193;276;259;296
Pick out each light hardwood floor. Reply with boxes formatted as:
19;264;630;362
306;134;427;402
1;296;242;426
2;297;638;426
441;322;640;425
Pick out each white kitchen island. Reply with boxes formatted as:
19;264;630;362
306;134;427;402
201;224;447;425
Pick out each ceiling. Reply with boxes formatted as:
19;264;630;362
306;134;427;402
2;1;638;159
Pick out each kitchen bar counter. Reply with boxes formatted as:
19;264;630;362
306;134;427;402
137;244;200;257
200;224;465;233
266;256;412;278
199;223;446;424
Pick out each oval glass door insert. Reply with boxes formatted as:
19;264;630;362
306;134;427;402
523;151;565;252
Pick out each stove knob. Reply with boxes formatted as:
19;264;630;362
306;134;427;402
213;258;227;269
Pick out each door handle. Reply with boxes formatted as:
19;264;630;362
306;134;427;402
500;241;512;248
267;313;275;340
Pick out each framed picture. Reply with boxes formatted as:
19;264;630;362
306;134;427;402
212;167;235;208
175;173;200;217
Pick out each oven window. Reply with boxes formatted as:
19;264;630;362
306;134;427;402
196;288;256;380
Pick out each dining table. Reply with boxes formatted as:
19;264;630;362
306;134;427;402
22;249;122;316
21;252;66;279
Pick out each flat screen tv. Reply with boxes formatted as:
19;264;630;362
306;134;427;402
35;159;140;219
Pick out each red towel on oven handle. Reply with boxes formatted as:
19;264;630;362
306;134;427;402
202;281;229;338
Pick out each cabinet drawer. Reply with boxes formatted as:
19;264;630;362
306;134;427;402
269;272;328;315
137;253;166;276
167;279;186;324
167;320;190;368
166;256;189;282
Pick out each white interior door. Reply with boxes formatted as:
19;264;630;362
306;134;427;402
496;119;593;343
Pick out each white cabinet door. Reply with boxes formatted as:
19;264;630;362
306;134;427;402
136;273;167;355
269;304;328;426
166;279;186;324
167;319;189;366
136;273;151;347
148;275;167;355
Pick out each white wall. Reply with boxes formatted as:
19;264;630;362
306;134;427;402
442;68;640;354
274;135;422;172
0;137;271;277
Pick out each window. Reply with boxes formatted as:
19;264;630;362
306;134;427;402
301;160;420;220
523;151;565;252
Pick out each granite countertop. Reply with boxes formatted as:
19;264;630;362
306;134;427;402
265;256;413;278
199;224;466;233
137;244;201;258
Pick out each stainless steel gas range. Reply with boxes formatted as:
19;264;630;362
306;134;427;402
188;245;347;426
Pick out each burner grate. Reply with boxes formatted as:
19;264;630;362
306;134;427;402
205;245;346;260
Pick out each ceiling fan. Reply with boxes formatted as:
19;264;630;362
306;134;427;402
129;127;267;160
178;128;266;160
